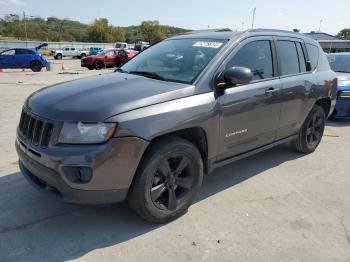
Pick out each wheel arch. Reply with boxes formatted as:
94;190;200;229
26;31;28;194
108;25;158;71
142;127;209;173
315;97;331;117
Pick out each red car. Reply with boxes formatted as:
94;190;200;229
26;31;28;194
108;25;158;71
81;48;137;70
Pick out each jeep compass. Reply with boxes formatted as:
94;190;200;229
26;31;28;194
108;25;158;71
16;29;337;223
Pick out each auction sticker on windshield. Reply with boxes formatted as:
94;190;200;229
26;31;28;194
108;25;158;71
193;41;223;48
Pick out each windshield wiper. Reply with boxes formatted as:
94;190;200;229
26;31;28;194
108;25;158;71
129;71;164;80
335;70;350;73
114;68;129;73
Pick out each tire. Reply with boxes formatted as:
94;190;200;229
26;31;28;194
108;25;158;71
94;60;103;70
293;105;325;154
55;54;62;60
128;137;203;223
87;66;94;70
30;61;42;72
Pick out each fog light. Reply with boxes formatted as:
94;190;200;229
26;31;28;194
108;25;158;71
62;166;93;184
78;167;93;182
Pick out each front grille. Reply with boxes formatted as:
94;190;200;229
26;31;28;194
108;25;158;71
18;109;54;147
338;91;350;100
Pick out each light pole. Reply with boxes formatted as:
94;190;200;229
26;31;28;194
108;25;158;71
23;12;28;42
251;7;256;29
318;19;323;32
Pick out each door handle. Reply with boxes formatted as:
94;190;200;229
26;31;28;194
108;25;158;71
265;87;278;95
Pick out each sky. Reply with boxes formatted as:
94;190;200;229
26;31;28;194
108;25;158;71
0;0;349;35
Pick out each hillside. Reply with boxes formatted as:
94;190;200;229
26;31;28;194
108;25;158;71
0;16;189;43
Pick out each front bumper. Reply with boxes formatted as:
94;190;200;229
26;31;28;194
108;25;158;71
16;136;149;205
332;90;350;118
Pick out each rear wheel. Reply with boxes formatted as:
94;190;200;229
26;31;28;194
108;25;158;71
293;105;325;154
128;137;203;223
94;60;103;70
30;61;42;72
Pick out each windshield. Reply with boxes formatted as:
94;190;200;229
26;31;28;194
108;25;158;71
328;54;350;73
120;38;226;84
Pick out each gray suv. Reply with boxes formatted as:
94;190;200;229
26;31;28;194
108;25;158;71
16;29;337;223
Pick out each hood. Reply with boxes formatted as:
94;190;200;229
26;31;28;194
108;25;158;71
336;72;350;91
26;72;194;122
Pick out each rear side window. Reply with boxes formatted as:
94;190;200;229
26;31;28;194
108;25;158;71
15;49;34;55
296;43;306;73
306;44;319;70
276;41;299;76
227;40;274;80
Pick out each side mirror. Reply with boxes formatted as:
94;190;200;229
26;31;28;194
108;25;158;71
218;67;253;89
306;61;312;72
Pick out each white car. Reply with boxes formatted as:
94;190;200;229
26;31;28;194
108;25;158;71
52;47;89;59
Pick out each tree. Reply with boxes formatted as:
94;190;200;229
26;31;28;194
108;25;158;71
336;29;350;40
87;18;112;42
140;20;166;44
111;26;125;42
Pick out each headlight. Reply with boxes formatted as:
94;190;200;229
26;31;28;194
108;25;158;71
58;122;117;144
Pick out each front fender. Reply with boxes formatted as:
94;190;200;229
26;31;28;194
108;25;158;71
105;92;220;159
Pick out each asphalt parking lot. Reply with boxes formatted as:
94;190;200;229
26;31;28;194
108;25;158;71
0;59;349;262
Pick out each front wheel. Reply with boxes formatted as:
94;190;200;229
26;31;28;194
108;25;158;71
128;137;203;223
293;105;325;154
94;60;103;70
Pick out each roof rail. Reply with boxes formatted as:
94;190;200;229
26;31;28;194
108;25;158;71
177;28;232;36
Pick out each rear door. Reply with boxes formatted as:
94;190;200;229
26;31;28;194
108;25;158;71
14;49;35;68
217;36;283;159
104;50;117;66
274;37;315;139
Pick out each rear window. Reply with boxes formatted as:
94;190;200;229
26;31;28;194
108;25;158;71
306;44;319;70
276;41;300;76
328;55;350;73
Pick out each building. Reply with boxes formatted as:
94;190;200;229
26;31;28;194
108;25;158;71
304;31;350;53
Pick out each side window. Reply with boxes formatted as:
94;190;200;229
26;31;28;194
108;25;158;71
306;43;319;70
227;40;274;81
1;49;15;55
70;48;75;51
15;49;34;55
296;43;306;72
64;48;69;51
276;41;299;76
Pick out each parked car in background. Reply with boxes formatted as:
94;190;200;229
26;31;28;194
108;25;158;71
52;47;89;59
89;47;103;56
17;29;336;223
81;48;137;70
328;53;350;118
115;42;128;49
134;40;150;51
0;43;48;72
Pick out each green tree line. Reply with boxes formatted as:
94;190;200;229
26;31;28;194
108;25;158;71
0;16;189;43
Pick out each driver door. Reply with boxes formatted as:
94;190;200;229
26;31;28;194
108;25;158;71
0;49;16;68
216;37;283;160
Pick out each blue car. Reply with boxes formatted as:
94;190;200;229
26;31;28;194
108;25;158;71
0;43;47;72
89;47;103;56
328;53;350;119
